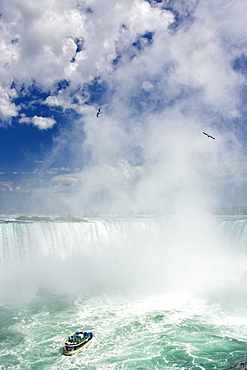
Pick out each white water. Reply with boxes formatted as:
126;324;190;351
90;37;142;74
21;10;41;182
1;215;247;369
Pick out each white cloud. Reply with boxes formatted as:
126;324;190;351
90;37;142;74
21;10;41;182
19;115;56;129
1;0;244;118
0;86;19;121
50;173;80;186
32;116;56;130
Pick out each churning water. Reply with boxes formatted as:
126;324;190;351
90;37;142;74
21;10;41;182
1;214;247;369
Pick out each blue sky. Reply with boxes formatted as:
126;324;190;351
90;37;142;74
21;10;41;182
0;0;247;214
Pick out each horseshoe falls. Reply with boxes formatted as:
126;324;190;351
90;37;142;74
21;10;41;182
1;215;247;370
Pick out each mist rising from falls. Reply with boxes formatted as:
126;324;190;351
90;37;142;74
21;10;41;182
1;215;247;302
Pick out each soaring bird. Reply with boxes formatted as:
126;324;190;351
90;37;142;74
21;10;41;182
203;132;215;140
96;107;102;117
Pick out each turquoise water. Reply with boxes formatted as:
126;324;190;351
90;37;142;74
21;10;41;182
1;216;247;369
1;290;247;369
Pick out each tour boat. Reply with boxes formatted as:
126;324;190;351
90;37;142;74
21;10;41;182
63;331;93;356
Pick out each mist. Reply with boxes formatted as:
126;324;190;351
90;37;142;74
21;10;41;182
1;215;247;307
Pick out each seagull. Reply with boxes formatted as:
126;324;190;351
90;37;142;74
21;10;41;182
96;107;102;117
203;132;215;140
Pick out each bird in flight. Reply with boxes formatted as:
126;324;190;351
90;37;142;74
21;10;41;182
96;107;102;117
203;132;215;140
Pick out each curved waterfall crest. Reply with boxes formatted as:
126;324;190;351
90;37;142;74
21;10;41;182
0;218;164;263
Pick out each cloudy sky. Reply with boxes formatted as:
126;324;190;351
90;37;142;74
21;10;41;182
0;0;247;215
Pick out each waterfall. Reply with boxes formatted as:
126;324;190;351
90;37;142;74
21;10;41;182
1;216;247;301
0;218;164;263
0;218;166;299
218;217;247;252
